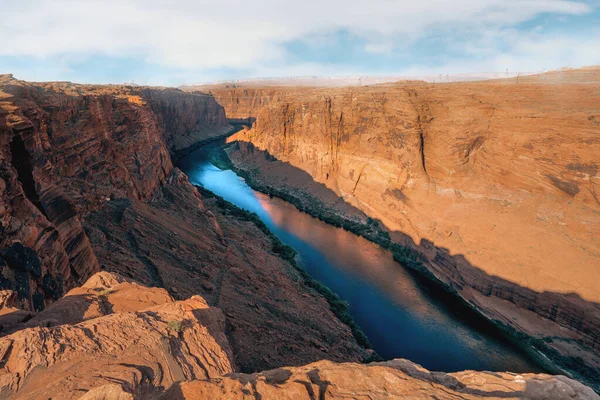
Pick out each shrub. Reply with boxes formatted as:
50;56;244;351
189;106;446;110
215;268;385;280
97;288;112;297
168;320;184;333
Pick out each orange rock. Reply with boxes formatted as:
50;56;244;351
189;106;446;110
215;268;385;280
0;75;231;308
3;272;596;399
165;359;599;400
0;272;235;399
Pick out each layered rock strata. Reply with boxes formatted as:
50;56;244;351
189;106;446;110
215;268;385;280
0;75;231;310
166;359;599;400
0;272;235;399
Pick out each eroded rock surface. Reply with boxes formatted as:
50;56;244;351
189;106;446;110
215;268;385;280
0;75;231;309
1;72;598;398
2;272;596;399
0;272;235;399
165;359;599;400
83;169;370;372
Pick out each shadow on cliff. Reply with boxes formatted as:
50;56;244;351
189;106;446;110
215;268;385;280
0;309;34;336
220;140;600;387
0;293;100;336
386;361;521;398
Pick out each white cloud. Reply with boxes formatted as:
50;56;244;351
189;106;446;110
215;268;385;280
364;42;394;55
0;0;597;83
395;34;600;76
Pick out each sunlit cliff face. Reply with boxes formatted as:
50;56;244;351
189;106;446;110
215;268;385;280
215;73;600;304
202;70;600;388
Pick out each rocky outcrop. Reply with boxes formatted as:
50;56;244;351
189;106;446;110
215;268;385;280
0;289;32;334
20;271;172;329
0;75;231;309
2;272;596;400
166;359;599;400
0;271;235;399
198;67;600;386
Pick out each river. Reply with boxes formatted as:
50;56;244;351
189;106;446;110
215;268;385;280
179;140;544;373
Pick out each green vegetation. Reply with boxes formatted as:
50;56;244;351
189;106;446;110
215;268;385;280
209;147;234;170
96;288;112;297
496;324;599;392
194;184;372;350
168;320;184;333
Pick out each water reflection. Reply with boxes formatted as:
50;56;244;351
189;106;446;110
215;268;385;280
179;143;544;373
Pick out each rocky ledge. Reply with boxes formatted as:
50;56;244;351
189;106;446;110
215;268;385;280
1;272;596;400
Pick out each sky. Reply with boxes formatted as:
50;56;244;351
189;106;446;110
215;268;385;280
1;0;599;85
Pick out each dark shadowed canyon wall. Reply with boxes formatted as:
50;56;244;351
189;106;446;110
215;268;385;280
0;75;230;309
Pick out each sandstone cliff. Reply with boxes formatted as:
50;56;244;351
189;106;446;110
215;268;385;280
0;75;231;310
0;271;235;399
167;359;599;400
196;67;600;386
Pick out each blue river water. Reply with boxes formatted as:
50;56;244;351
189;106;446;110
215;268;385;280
179;141;544;373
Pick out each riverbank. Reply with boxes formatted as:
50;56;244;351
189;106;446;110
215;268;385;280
193;184;374;354
171;123;248;164
214;141;599;391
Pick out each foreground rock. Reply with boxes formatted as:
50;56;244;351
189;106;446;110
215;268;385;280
83;169;370;371
196;67;600;387
166;359;599;400
0;272;235;399
1;272;596;399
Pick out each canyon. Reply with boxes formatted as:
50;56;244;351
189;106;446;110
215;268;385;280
0;74;369;376
0;68;598;398
191;67;600;389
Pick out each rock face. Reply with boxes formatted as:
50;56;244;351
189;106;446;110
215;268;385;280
0;75;369;373
196;68;600;385
1;73;599;399
166;359;599;400
0;271;235;399
0;75;231;309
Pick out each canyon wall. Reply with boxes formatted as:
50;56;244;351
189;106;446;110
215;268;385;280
197;68;600;383
0;75;370;373
0;73;598;397
0;75;231;310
